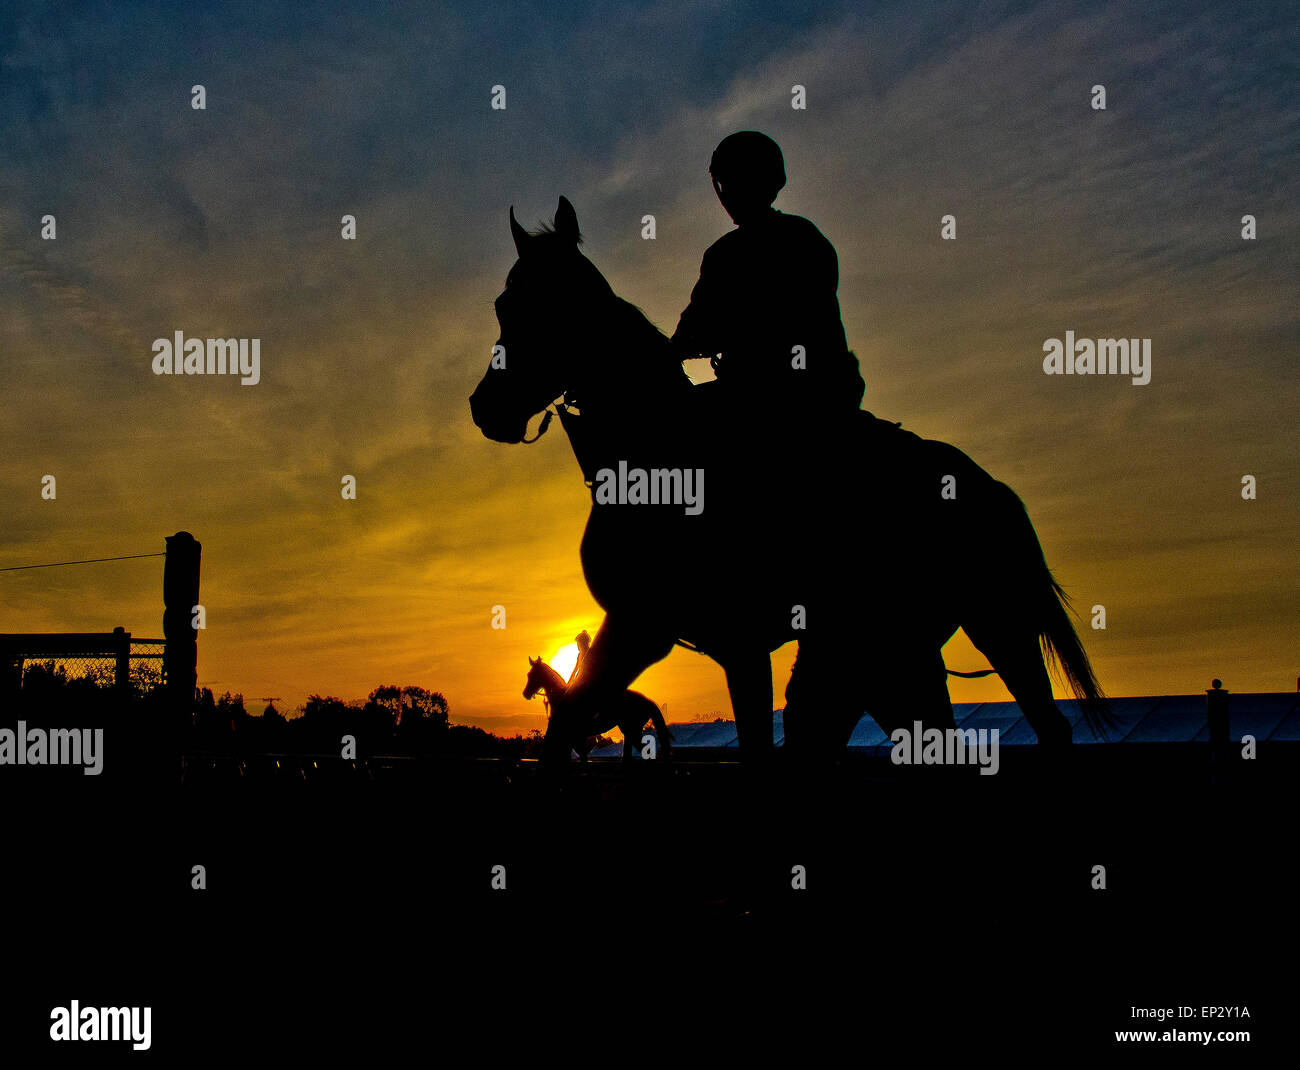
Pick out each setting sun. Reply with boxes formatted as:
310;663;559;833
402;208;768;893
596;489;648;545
549;643;580;682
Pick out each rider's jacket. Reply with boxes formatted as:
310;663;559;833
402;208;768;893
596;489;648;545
671;208;864;418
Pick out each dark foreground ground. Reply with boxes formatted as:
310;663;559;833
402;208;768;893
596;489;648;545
3;745;1293;1061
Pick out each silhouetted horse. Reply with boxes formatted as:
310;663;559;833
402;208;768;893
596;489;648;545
471;197;1107;767
523;657;672;762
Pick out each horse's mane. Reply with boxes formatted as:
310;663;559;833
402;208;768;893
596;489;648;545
605;295;672;351
527;222;583;245
528;659;568;696
525;223;689;390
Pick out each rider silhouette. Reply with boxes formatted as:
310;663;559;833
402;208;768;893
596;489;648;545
672;131;864;418
567;629;591;685
672;134;868;749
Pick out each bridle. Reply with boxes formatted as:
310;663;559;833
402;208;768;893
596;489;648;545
520;390;578;444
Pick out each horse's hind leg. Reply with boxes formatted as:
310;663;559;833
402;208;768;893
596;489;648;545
785;638;955;764
621;694;670;762
963;621;1070;747
856;644;956;741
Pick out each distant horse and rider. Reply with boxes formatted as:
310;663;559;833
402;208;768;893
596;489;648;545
473;131;1108;769
523;630;672;762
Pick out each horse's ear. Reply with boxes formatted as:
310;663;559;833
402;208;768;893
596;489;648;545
510;205;529;255
554;197;580;244
529;656;539;666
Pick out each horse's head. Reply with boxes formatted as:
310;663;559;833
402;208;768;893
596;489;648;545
525;656;584;766
522;655;547;701
469;196;614;443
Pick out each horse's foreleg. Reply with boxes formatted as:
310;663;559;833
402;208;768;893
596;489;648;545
568;616;674;708
720;650;774;762
543;615;673;767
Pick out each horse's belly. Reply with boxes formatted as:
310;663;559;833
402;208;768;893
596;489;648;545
579;505;792;648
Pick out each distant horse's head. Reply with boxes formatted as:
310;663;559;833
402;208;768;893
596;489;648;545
523;655;547;701
469;197;615;443
524;655;570;705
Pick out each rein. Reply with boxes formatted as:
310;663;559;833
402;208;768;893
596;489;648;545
521;407;555;444
520;392;580;444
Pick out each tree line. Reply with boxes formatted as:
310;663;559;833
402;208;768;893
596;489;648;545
6;662;581;759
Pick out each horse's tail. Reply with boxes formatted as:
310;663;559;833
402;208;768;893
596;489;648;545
996;481;1112;739
1040;575;1112;738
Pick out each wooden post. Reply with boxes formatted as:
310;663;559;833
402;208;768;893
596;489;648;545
1207;678;1229;786
113;626;131;694
163;532;201;741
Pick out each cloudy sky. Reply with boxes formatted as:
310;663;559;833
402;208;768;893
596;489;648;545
2;0;1295;731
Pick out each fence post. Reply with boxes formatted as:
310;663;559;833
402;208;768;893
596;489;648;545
113;626;131;694
163;532;201;745
1207;678;1230;786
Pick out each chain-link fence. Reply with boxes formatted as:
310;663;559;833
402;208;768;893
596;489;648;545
3;634;167;699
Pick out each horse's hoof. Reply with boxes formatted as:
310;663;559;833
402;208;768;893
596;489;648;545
1033;717;1073;748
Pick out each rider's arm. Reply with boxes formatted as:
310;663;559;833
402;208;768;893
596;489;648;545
670;249;722;360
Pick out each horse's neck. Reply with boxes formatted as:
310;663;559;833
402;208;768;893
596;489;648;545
534;663;568;702
562;298;690;473
575;298;689;416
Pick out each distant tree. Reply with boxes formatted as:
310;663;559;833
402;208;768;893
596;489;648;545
249;700;286;752
130;662;163;699
365;685;449;728
21;660;68;698
298;694;359;752
447;724;500;757
191;687;220;744
400;686;449;730
365;685;449;754
364;685;403;729
302;694;352;719
18;661;92;720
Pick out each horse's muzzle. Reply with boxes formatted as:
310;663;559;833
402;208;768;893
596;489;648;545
468;386;527;443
